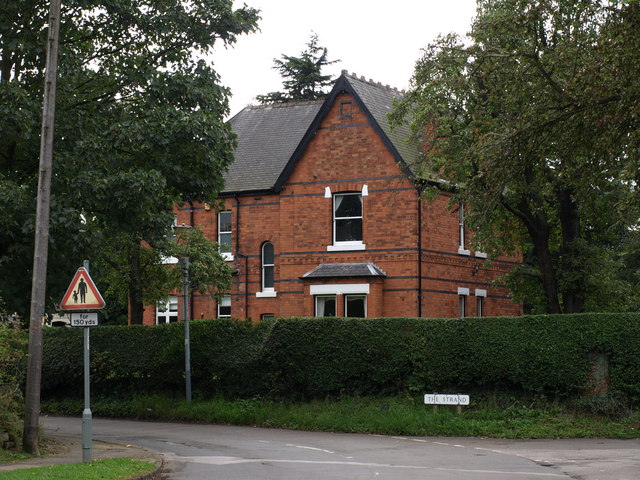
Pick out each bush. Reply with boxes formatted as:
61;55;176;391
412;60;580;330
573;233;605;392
41;313;640;405
0;308;27;449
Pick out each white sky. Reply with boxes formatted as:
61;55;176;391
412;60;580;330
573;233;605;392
212;0;477;116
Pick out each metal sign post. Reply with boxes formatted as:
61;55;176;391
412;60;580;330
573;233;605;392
60;260;105;463
82;318;92;463
81;260;93;463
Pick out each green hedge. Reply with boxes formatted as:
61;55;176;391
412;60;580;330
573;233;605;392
40;313;640;403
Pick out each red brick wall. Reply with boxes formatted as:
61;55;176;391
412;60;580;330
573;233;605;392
141;92;523;325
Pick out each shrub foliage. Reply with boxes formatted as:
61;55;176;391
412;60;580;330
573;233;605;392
0;311;26;446
40;314;640;403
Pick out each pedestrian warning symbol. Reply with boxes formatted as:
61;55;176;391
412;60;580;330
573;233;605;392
60;267;105;310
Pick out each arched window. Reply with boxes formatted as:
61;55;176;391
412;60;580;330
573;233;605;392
262;242;274;291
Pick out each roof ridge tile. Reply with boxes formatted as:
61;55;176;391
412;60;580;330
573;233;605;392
342;69;403;94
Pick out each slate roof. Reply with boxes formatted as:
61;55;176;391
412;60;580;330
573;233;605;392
344;73;419;173
302;262;387;279
224;100;323;193
224;71;420;195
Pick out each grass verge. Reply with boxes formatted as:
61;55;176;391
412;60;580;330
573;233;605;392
0;458;156;479
0;451;31;464
42;394;640;439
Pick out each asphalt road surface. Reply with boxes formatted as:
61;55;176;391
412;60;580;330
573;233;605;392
43;416;640;480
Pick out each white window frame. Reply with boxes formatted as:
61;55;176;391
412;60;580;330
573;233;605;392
256;242;277;297
218;211;233;261
217;295;231;318
344;294;367;318
458;287;470;318
475;289;487;317
458;203;470;256
328;192;366;252
156;295;178;324
315;295;337;317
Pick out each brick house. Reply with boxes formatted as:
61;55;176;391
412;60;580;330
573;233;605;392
144;71;522;325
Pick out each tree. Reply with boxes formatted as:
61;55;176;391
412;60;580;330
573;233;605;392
256;33;338;104
392;0;640;314
0;0;259;323
97;226;234;317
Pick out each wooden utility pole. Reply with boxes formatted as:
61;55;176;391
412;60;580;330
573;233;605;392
23;0;62;454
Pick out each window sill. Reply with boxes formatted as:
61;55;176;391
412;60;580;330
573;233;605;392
475;251;488;259
256;290;277;298
457;248;471;256
221;252;234;261
327;242;366;252
161;256;180;265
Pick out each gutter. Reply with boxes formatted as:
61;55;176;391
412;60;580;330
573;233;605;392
417;189;423;318
188;200;194;321
234;194;248;319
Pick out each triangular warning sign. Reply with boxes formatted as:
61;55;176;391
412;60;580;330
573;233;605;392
60;267;106;310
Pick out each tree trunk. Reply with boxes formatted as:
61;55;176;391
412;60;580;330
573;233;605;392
557;185;585;313
529;213;562;314
508;178;562;315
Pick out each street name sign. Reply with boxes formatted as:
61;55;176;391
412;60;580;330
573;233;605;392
424;394;470;406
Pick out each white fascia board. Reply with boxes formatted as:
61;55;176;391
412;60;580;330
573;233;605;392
310;284;370;295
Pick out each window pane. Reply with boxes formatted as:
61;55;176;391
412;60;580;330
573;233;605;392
336;218;362;242
218;295;231;317
157;296;179;324
219;233;231;252
168;296;178;312
345;295;366;318
263;242;274;264
459;204;465;249
219;211;232;254
316;296;336;316
219;211;232;232
335;194;362;217
264;265;274;289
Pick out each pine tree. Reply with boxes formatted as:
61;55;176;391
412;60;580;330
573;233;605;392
257;33;338;104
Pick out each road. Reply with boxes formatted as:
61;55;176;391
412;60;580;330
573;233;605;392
43;416;640;480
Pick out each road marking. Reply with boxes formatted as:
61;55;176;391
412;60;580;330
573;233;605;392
435;467;565;477
286;443;335;454
164;454;566;475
